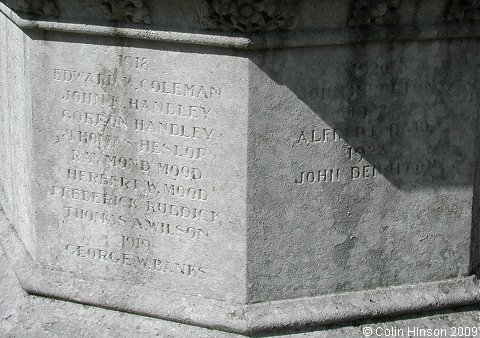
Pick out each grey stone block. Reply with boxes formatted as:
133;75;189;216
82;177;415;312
1;0;480;335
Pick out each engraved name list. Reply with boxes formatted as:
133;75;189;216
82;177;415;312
40;50;228;287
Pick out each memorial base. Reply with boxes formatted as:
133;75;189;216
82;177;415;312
1;208;479;335
2;1;480;335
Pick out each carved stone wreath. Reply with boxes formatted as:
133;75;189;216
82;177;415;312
4;0;58;16
349;0;402;27
99;0;151;24
446;0;480;22
204;0;301;33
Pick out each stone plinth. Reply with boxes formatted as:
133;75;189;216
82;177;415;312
1;0;480;335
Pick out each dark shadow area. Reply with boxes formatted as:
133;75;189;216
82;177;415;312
3;0;286;43
244;37;480;303
3;0;207;33
247;38;480;191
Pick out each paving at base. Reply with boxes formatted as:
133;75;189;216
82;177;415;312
0;245;479;338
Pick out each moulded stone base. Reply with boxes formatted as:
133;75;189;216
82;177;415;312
3;236;480;338
2;208;480;335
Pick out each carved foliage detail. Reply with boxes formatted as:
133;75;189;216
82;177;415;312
349;0;402;27
446;0;480;22
204;0;300;33
99;0;151;24
5;0;58;16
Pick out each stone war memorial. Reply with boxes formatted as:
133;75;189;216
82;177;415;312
1;0;480;336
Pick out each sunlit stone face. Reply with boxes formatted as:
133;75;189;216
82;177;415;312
31;36;249;303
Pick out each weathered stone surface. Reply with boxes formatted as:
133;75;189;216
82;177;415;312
31;33;249;304
246;40;477;302
2;244;480;337
1;0;480;335
0;244;241;338
3;0;58;17
0;7;35;257
447;0;480;22
0;240;480;338
349;0;402;27
203;0;301;33
99;0;151;24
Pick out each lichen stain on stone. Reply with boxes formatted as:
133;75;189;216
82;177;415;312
332;235;359;268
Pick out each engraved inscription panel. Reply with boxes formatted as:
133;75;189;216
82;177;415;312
31;37;248;302
247;40;479;302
